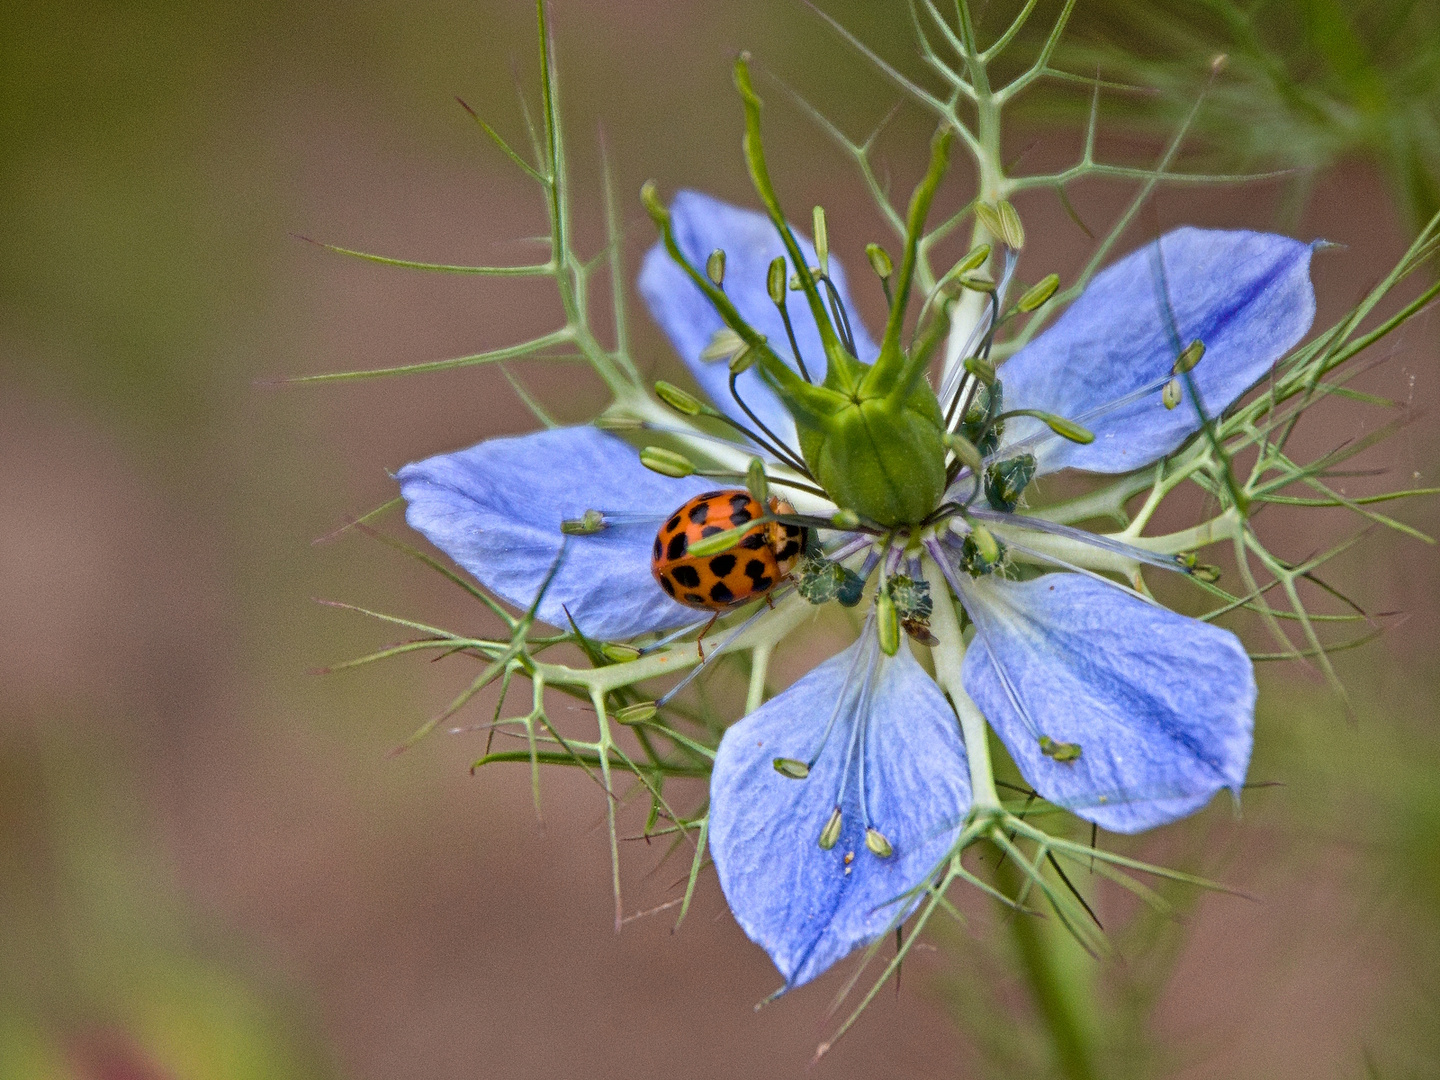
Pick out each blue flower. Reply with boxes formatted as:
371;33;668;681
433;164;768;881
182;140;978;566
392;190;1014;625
398;190;1316;988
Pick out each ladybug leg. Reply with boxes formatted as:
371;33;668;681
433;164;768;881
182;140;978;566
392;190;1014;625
696;611;720;659
765;592;775;610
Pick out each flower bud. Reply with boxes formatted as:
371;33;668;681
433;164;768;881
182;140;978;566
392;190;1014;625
639;446;696;478
706;248;726;286
864;827;893;858
812;205;829;276
818;807;843;850
654;380;707;416
561;509;606;535
773;757;810;779
1016;273;1059;312
767;256;786;305
745;457;769;503
616;701;658;724
865;242;893;280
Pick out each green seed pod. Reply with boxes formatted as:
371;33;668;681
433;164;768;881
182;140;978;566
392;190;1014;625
984;454;1037;512
654;380;706;416
877;588;900;656
1163;377;1183;410
864;827;893;858
616;701;658;725
865;242;893;280
773;757;810;780
1016;273;1059;312
706;248;726;286
767;256;786;305
745;457;769;504
560;508;606;535
639;446;696;478
818;807;843;850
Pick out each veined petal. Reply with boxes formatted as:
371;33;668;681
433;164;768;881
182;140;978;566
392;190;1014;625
999;228;1316;474
398;426;709;640
639;190;879;446
958;573;1254;834
710;638;969;989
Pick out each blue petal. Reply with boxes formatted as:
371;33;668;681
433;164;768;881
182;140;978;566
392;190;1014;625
397;426;711;641
709;638;970;988
638;190;879;447
959;573;1254;834
999;228;1316;474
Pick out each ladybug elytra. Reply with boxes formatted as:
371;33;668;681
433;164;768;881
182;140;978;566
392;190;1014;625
651;490;806;611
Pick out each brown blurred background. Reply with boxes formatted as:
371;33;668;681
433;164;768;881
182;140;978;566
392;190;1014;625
3;1;1438;1077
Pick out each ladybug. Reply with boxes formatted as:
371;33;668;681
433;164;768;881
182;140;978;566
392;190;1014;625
651;490;807;614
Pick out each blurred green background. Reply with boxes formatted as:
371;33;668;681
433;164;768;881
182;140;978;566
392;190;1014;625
1;1;1437;1077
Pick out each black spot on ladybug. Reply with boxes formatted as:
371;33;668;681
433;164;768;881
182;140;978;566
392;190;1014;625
659;575;676;597
709;553;737;577
730;507;752;525
672;564;701;588
700;525;723;538
652;536;662;560
709;581;735;604
666;532;688;560
740;531;766;550
687;501;710;525
684;592;705;604
698;489;729;501
729;493;752;513
784;524;802;538
777;540;800;560
744;559;766;581
667;515;681;532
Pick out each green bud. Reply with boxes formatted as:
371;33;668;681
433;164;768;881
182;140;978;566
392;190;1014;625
654;380;707;417
1163;377;1183;410
561;509;606;535
1173;338;1205;375
998;200;1025;250
699;327;746;363
877;588;900;656
865;242;893;279
639;180;667;225
830;508;860;530
773;757;810;780
767;256;786;305
985;454;1037;512
943;431;985;473
812;205;829;276
745;457;769;503
616;701;658;724
687;520;756;558
1039;735;1082;763
864;827;893;858
706;248;726;286
818;807;843;850
1016;273;1059;312
964;354;996;384
639;446;696;478
601;643;641;663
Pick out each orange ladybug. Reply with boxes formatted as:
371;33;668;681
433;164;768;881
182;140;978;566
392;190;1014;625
651;490;807;611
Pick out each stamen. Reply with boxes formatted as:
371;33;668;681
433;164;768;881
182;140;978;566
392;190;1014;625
728;370;812;475
964;507;1192;575
768;256;812;383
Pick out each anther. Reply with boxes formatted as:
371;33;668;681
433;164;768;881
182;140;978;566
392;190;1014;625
706;248;726;287
640;446;697;478
654;380;711;417
616;701;658;724
601;643;641;663
1016;273;1060;313
1162;377;1183;410
819;807;843;850
766;257;786;305
865;242;893;280
943;431;985;474
964;355;996;384
700;327;746;364
1173;339;1205;375
876;590;900;657
561;508;606;535
773;757;810;779
812;206;829;277
864;827;893;858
